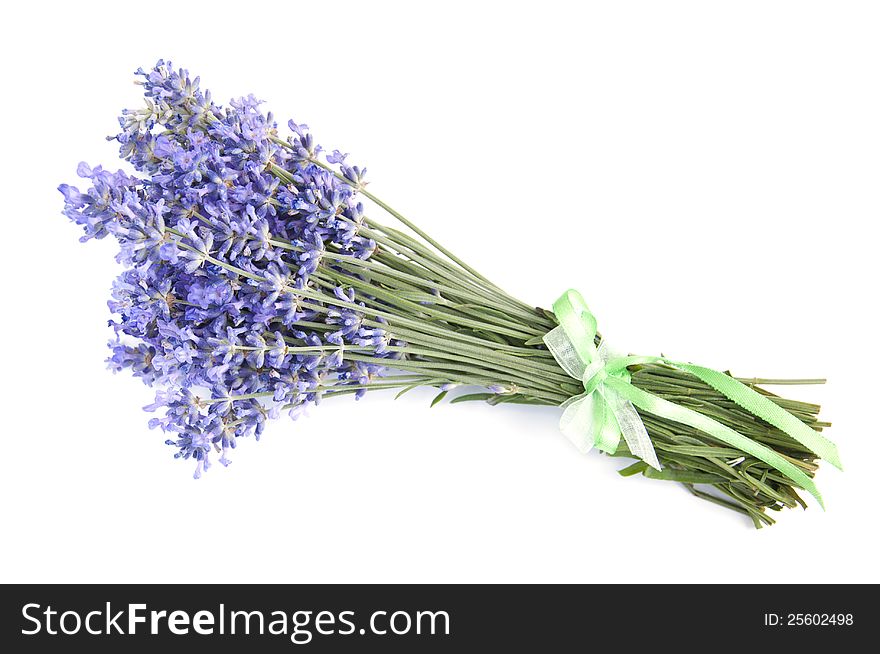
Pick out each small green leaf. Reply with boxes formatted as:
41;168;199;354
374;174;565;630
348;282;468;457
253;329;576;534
643;467;727;484
487;393;529;405
394;384;422;400
618;461;649;477
449;393;494;404
430;390;448;407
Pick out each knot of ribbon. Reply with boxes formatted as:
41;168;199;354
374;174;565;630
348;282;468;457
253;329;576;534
543;289;842;507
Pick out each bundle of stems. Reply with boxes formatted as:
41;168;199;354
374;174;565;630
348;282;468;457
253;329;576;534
284;173;828;528
267;152;827;529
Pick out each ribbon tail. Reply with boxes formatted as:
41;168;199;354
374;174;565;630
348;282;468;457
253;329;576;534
599;386;661;470
558;394;598;454
673;363;842;470
559;393;621;455
604;377;825;509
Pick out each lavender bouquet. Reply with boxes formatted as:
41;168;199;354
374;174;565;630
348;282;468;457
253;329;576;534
59;61;840;528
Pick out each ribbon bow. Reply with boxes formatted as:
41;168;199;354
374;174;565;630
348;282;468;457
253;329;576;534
543;290;842;507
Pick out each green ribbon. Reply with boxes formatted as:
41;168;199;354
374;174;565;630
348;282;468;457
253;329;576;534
544;289;841;508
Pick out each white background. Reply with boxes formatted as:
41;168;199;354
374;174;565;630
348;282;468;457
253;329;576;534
1;1;878;583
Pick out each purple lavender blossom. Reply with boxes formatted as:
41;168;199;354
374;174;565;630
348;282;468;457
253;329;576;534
60;60;400;477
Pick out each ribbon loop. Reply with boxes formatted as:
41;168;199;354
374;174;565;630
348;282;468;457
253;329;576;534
544;289;839;507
